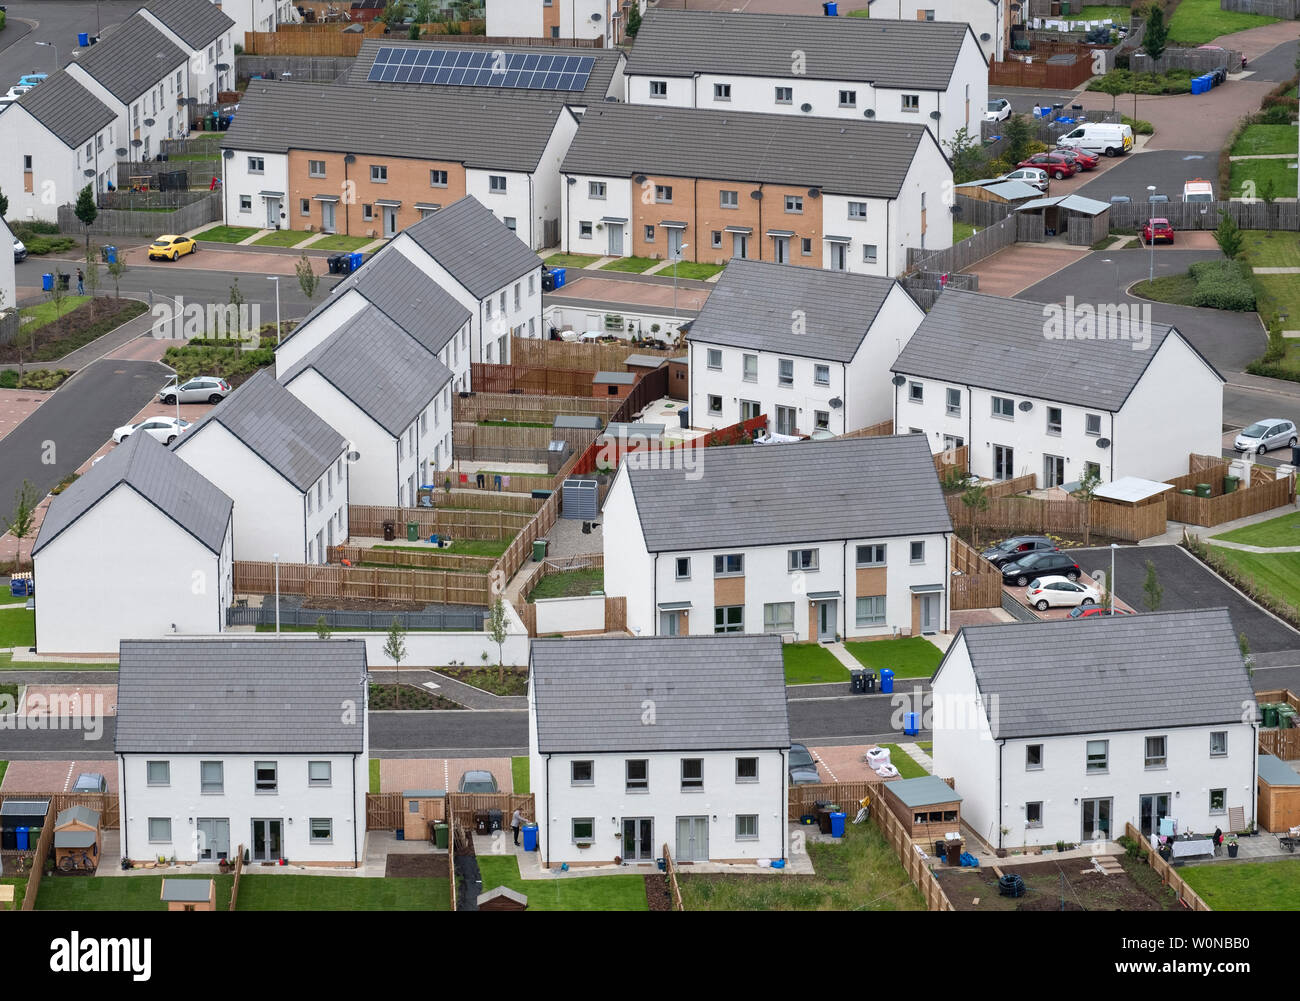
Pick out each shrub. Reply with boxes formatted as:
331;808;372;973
17;369;70;390
23;236;76;255
49;471;79;495
1186;260;1255;311
1121;115;1153;135
10;220;60;237
0;369;16;388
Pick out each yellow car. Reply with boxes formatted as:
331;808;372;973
148;234;197;261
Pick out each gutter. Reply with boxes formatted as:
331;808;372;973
651;553;658;635
119;753;128;863
997;737;1004;852
352;751;359;868
841;540;848;638
780;748;788;861
544;752;552;869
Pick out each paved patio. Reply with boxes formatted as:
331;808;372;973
378;756;515;795
0;758;119;793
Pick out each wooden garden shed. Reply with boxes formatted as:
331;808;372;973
1093;477;1174;509
402;789;447;842
1258;754;1300;833
478;886;528;911
668;355;688;401
161;878;216;912
593;371;636;401
1016;193;1111;246
52;805;101;870
881;775;963;843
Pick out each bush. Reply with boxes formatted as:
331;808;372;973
1121;115;1153;135
0;369;15;388
1186;260;1255;311
23;236;76;256
16;369;71;390
9;220;60;237
1086;68;1192;96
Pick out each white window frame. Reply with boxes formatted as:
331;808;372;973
1210;731;1227;757
992;396;1014;419
589;180;606;199
308;760;332;787
370;164;387;183
736;814;759;840
201;760;223;795
713;83;731;101
814;364;830;386
946;387;961;417
909;381;924;403
910;541;925;564
1086;739;1109;773
649;80;667;98
1209;788;1227;815
1026;744;1043;770
1144;735;1167;769
146;760;170;786
1026;802;1043;828
1085;413;1102;436
706;348;723;370
720;189;739;209
775;86;793;104
856;595;886;627
778;358;794;386
714;553;743;576
763;601;794;634
788;549;818;572
675;557;691;580
148;817;172;843
489;175;507;194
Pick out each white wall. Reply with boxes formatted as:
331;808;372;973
599;469;655;635
534;595;606;634
819;193;895;277
845;284;926;430
890;130;953;266
140;12;236;105
563;173;632;256
487;0;545;38
354;600;528;665
625;74;693;107
0;218;15;311
544;303;687;343
465;169;537;250
221;149;290;229
929;636;1000;844
531;109;579;251
34;487;227;654
218;0;290;37
66;59;189;162
274;289;366;376
0;104;115;223
867;0;1005;62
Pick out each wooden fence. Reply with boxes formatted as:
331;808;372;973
454;421;598;457
57;191;221;237
21;820;55;911
243;29;371;56
445;793;535;832
935;445;969;476
1165;457;1294;527
1220;0;1299;15
950;537;1003;610
233;560;491;606
469;363;597;397
366;792;404;831
948;493;1168;542
839;418;894;439
1109;201;1300;232
516;553;604;603
1123;823;1212;911
510;336;679;372
329;544;496;574
491;487;563;587
454;391;621;424
662;845;685;911
228;843;245;911
989;46;1100;89
348;503;533;540
1259;728;1300;760
0;792;121;829
421;491;544;514
907;211;1022;276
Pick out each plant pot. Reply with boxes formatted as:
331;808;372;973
995;848;1008;858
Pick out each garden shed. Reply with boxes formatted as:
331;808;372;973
52;805;101;869
668;355;688;401
593;371;636;401
881;775;963;843
624;353;668;378
478;885;528;911
1258;754;1300;833
1093;477;1174;509
160;878;216;911
402;789;447;842
1015;194;1110;246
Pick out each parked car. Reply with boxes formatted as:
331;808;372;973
12;236;25;262
1052;145;1099;170
112;415;191;445
148;234;197;261
1234;418;1298;454
71;772;107;794
1142;218;1175;244
15;74;47;88
789;742;822;785
1182;178;1215;203
1000;167;1050;193
1069;605;1132;619
1057;121;1134;157
981;535;1060;568
457;770;499;794
1017;153;1078;180
1110;194;1131;205
157;376;230;405
985;98;1012;122
1001;551;1082;587
1148;193;1170;203
1026;576;1100;611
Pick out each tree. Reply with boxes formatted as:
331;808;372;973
407;22;420;39
486;597;509;685
1239;631;1255;679
1142;558;1163;612
0;187;8;218
83;244;101;311
1093;72;1127;113
625;1;642;38
1001;114;1034;169
314;615;332;640
295;253;320;303
384;616;407;710
1214;210;1243;260
3;480;40;570
1098;567;1113;614
942;126;984;184
74;184;97;260
959;482;990;548
229;278;245;309
106;258;127;299
1075;468;1102;545
1261;177;1278;236
1141;2;1168;62
45;269;66;344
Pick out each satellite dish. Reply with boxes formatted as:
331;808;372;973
344;153;356;163
591;11;601;20
131;139;143;147
800;103;813;113
633;173;647;184
980;32;991;41
216;63;230;71
929;110;941;120
83;168;95;177
347;450;361;462
115;147;128;157
1017;400;1033;412
750;190;763;200
864;109;875;117
144;118;156;126
951;204;962;215
891;374;906;386
1097;438;1111;449
223;149;235;158
829;397;842;409
807;187;820;198
566;175;577;184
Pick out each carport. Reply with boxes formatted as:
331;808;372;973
1016;194;1111;245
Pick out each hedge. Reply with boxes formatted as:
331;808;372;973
1187;260;1256;311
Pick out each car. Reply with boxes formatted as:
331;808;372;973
16;74;46;88
1026;576;1100;611
148;234;197;261
1110;194;1131;205
457;770;499;794
1016;153;1078;180
1000;167;1050;193
3;84;31;101
1142;218;1175;244
789;742;822;785
1000;551;1081;587
71;772;107;794
112;415;191;445
1182;178;1215;203
13;236;25;262
1052;145;1099;170
1058;122;1134;157
985;98;1012;122
1148;193;1170;203
980;535;1060;568
1069;605;1133;619
1234;419;1298;454
157;375;230;405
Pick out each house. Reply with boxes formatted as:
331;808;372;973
560;103;952;274
170;370;349;564
115;637;369;867
0;70;118;221
528;635;790;867
140;0;237;107
486;0;647;48
930;608;1258;849
279;305;455;506
52;805;102;871
890;289;1225;487
687;259;926;436
214;0;297;37
865;0;1016;63
64;12;190;161
623;8;988;146
31;433;234;656
220;81;579;247
602;435;953;641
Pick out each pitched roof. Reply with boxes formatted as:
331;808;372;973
1259;754;1300;787
222;81;570;173
55;805;101;829
32;432;232;557
1018;193;1111;215
333;247;471;353
402;196;542;299
624;435;952;552
944;608;1255;740
891;289;1223;412
530;636;790;752
10;70;116;148
689;260;901;362
73;13;188;102
562;103;933;199
886;775;963;808
144;0;235;48
115;638;368;753
626;8;975;89
172;370;346;493
281;306;453;437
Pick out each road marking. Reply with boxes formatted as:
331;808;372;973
62;760;75;792
813;750;838;783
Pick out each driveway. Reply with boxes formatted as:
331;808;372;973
0;758;119;794
378;756;514;794
1212;21;1300;74
966;244;1090;297
1001;567;1137;620
117;246;330;276
548;274;711;313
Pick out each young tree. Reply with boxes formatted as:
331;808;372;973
960;482;990;548
106;258;127;300
1093;72;1128;113
942;126;985;184
314;614;332;640
486;597;509;685
0;187;8;217
1142;558;1163;612
1239;631;1255;678
3;479;40;570
625;1;642;37
1075;468;1103;545
74;184;97;260
229;278;245;309
295;253;320;303
384;615;407;710
1098;568;1113;614
83;244;101;312
46;270;66;343
1001;113;1034;169
1214;209;1243;260
1142;2;1168;62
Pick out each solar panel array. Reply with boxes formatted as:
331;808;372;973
366;47;595;92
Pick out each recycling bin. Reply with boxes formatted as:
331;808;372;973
823;1;838;13
327;254;343;275
101;246;117;264
348;251;364;272
863;671;877;692
851;668;866;693
880;668;895;694
533;538;548;562
473;810;490;835
406;521;419;542
946;840;962;866
904;711;919;736
679;406;690;429
1224;475;1240;494
1264;703;1280;728
1195;483;1212;498
830;812;846;838
550;267;566;289
15;826;28;851
489;809;503;832
42;273;53;292
434;823;449;849
383;520;396;541
57;273;69;290
78;32;90;46
522;824;538;852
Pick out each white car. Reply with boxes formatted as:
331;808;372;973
1000;167;1050;193
985;98;1012;122
1025;576;1100;611
112;415;191;445
1234;418;1297;454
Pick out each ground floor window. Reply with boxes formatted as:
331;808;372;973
856;595;886;627
763;602;793;633
714;605;743;633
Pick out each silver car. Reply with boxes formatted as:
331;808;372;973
1000;167;1050;193
1234;419;1298;454
158;375;231;406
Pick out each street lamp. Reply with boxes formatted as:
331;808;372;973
672;241;689;327
273;553;280;634
266;275;281;344
34;41;58;71
1146;185;1157;284
1110;543;1119;615
157;360;181;423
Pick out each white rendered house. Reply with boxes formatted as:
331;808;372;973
140;0;237;106
865;0;1014;63
486;0;647;47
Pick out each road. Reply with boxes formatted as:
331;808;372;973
0;1;139;89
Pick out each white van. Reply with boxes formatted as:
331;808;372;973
1182;178;1215;203
1058;122;1134;157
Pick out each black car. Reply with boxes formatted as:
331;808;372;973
1001;551;1081;586
789;742;821;785
981;535;1059;568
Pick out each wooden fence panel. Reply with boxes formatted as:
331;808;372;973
1220;0;1299;15
1259;728;1300;760
950;537;1003;609
838;419;894;439
329;544;496;573
0;792;120;829
509;336;678;371
233;560;491;606
21;821;55;911
445;793;535;833
243;30;367;56
907;211;1021;275
1108;201;1300;232
604;596;626;633
347;504;532;540
1124;823;1213;910
366;792;404;831
469;363;597;397
1165;465;1293;527
454;391;621;424
663;845;685;911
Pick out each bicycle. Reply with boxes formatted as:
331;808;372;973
58;850;95;873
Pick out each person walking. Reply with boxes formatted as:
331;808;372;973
511;806;527;847
76;268;85;295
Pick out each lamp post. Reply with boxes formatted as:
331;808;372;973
266;275;281;344
1146;185;1157;283
273;553;280;634
34;41;58;71
672;241;689;326
1110;543;1118;615
158;360;181;423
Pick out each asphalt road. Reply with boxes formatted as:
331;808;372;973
1244;38;1299;84
1073;148;1219;204
0;1;138;89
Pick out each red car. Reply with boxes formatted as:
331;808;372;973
1068;606;1133;619
1142;218;1175;244
1053;145;1099;170
1017;153;1078;180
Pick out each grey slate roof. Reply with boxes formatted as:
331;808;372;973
401;196;542;299
946;608;1255;740
115;638;368;753
160;880;214;902
594;371;635;385
891;289;1224;412
1259;754;1300;786
0;801;48;817
626;8;975;89
333;248;471;354
10;70;116;148
172;370;346;493
562;103;934;199
553;415;604;431
886;775;963;808
55;806;100;829
624;435;952;552
625;354;668;369
74;13;188;102
32;432;232;557
222;81;570;173
145;0;235;48
281;306;453;437
531;636;790;753
690;260;900;363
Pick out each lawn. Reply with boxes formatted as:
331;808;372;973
1213;509;1300;547
1231;125;1299;157
952;221;979;242
1229;157;1298;200
542;253;601;268
1180;859;1300;910
0;684;17;702
0;298;149;365
0;761;6;786
0;591;32;604
1074;5;1130;20
599;256;659;274
1240;230;1300;269
1168;0;1278;46
880;744;928;779
20;296;91;332
310;234;375;253
512;756;529;794
253;229;314;248
476;855;647;911
0;654;116;671
36;874;450;910
844;636;943;680
375;538;511;558
0;609;35;648
194;224;263;243
782;643;850;685
1210;548;1300;609
1;877;27;912
37;874;234;911
369;758;380;794
1130;272;1198;306
437;666;528;696
527;568;603;601
660;261;725;280
1255;273;1300;330
679;821;925;911
847;7;869;16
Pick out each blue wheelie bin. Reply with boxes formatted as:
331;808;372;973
523;824;538;851
880;668;895;694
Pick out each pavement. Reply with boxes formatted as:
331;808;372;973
0;389;52;445
548;274;711;314
378;756;514;795
0;758;119;793
967;244;1090;298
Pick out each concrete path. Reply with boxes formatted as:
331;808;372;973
822;641;859;674
1253;267;1300;274
898;742;934;774
1206;538;1300;553
236;229;271;246
1230;154;1299;161
296;233;328;249
1140;502;1300;548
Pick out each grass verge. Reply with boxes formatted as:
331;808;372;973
844;637;942;680
880;744;929;779
194;225;263;243
253;229;315;248
369;758;380;794
1230;157;1298;199
309;234;373;252
368;683;465;710
1240;230;1300;269
512;756;529;795
476;855;647;911
599;256;659;274
1168;0;1278;46
660;261;725;280
542;253;601;268
0;299;148;365
782;644;850;685
1212;509;1300;547
436;667;527;696
1231;125;1299;157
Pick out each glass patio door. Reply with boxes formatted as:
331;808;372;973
1081;798;1112;843
675;816;709;862
1139;794;1171;838
251;819;282;862
623;818;654;861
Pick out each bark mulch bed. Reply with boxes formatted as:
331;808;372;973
644;873;673;911
385;853;450;879
934;856;1176;912
301;596;433;612
368;683;465;710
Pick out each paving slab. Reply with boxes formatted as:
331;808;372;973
20;684;117;717
550;274;711;312
0;758;119;794
967;244;1089;298
378;756;513;795
0;389;52;445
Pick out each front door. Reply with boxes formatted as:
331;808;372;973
321;200;336;234
732;233;748;259
623;817;654;861
266;197;280;229
382;206;398;238
667;228;683;260
818;600;837;641
251;819;282;862
195;818;230;861
607;223;623;256
775;405;796;436
993;444;1015;481
1081;797;1112;843
920;593;938;634
773;236;789;264
1043;454;1065;488
675;816;709;862
1139;794;1171;838
659;611;682;636
830;242;847;271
